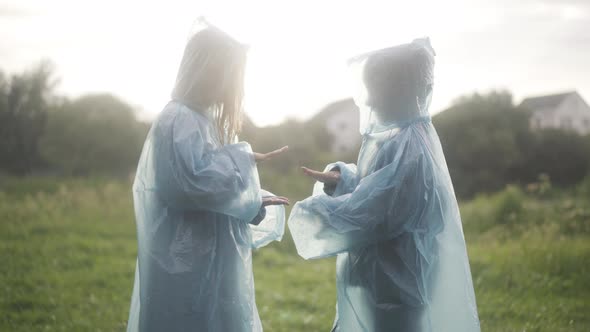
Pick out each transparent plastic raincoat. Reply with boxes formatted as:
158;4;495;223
288;39;480;332
127;23;284;332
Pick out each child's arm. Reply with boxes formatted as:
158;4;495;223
154;111;286;222
302;162;359;197
289;150;435;259
249;191;288;249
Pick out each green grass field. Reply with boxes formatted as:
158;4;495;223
0;176;589;331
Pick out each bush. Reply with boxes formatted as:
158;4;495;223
576;175;590;197
461;178;590;240
524;129;590;187
433;91;532;198
39;94;149;176
493;185;526;225
434;91;590;198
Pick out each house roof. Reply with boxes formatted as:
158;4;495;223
309;98;358;123
519;91;578;111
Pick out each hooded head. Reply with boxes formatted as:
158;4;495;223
171;20;248;144
348;38;436;133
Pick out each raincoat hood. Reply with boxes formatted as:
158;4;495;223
171;18;248;112
348;38;436;134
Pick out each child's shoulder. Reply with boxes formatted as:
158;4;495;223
378;128;426;163
151;102;214;143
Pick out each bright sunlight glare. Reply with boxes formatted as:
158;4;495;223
1;0;589;126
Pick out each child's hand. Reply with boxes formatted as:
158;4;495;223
254;146;289;163
301;167;340;186
262;195;290;207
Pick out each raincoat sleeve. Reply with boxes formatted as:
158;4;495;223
249;189;286;249
249;207;267;226
321;161;359;197
156;110;262;222
289;140;434;259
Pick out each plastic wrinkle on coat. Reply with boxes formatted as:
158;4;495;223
126;19;284;332
288;38;480;332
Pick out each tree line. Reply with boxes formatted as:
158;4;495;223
1;64;588;198
433;91;590;198
0;63;149;177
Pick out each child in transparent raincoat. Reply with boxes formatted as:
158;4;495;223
126;22;289;332
288;39;480;332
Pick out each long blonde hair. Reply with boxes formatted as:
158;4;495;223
171;27;247;144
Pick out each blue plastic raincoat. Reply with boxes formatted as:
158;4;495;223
288;39;480;332
127;102;284;332
126;24;284;332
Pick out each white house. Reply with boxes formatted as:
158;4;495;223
311;99;361;155
519;91;590;135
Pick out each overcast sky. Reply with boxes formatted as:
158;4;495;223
1;0;589;126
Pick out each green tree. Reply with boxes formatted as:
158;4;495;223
0;62;56;175
39;94;149;176
434;90;590;198
525;129;590;186
433;91;533;198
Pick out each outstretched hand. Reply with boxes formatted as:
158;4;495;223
262;195;290;207
254;146;289;163
301;166;340;186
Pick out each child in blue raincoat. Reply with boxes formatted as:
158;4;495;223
289;39;480;332
126;22;289;332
